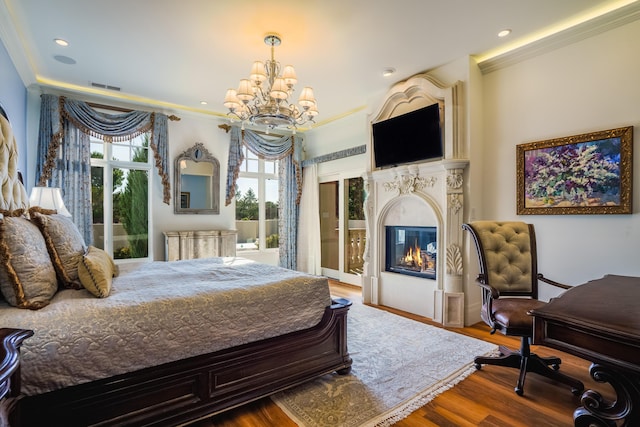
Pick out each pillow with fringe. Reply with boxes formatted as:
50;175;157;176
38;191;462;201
0;210;58;309
29;207;86;289
77;246;118;298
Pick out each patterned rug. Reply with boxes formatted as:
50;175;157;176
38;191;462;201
272;300;497;427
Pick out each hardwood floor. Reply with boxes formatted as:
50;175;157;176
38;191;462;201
199;281;601;427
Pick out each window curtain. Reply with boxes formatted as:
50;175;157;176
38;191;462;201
35;94;172;244
225;127;303;270
296;163;321;275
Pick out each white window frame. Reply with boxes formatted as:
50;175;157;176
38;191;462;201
90;134;154;263
236;146;279;254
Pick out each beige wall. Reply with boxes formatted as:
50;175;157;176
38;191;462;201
478;18;640;296
303;19;640;323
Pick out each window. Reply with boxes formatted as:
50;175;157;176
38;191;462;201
90;133;152;260
235;146;279;252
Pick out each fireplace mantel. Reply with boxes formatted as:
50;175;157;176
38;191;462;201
362;74;467;327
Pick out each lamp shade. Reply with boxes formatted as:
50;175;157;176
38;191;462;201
269;77;289;100
250;61;267;83
236;79;255;102
306;103;319;116
29;187;72;217
282;65;297;86
298;87;316;107
223;89;241;109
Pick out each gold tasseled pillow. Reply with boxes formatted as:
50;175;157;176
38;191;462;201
0;210;58;309
29;207;87;289
77;246;118;298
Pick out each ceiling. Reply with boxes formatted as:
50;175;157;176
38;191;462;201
1;0;638;128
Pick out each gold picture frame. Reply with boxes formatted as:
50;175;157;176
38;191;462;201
516;126;633;215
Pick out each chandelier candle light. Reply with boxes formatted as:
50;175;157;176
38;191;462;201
223;34;318;131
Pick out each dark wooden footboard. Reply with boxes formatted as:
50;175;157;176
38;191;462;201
13;298;352;427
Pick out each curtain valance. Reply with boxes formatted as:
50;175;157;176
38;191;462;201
224;127;303;206
36;94;172;204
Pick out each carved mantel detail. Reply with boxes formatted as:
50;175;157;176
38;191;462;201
449;194;463;215
446;244;463;275
446;169;464;191
383;173;436;194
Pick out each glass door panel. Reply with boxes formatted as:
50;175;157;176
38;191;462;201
319;181;339;273
344;177;365;275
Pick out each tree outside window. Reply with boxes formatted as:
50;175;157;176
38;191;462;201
90;134;151;259
235;147;279;251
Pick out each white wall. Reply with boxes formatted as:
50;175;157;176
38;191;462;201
304;109;369;160
152;112;235;260
479;19;640;298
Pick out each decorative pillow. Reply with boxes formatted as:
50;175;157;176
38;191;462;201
77;246;117;298
29;207;86;289
0;211;58;309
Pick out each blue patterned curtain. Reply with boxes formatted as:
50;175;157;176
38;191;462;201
225;127;303;270
36;94;172;244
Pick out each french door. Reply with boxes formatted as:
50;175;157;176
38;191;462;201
319;174;365;286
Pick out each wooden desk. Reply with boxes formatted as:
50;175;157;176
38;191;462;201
531;275;640;427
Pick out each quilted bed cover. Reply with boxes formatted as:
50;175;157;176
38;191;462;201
0;257;332;396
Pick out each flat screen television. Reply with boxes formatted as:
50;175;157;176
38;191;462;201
372;103;443;169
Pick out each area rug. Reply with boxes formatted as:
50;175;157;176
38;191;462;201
271;300;497;427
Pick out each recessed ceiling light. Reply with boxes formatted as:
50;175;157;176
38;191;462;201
54;38;69;47
498;29;512;38
382;68;396;77
200;101;208;105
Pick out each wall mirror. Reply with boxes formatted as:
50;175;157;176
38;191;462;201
174;142;220;214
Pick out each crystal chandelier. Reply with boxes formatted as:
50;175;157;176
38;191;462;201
223;34;318;130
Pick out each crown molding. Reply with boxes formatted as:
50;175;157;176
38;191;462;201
477;1;640;74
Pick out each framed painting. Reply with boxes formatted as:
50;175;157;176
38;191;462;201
516;126;633;215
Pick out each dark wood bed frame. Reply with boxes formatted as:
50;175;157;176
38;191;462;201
3;298;352;426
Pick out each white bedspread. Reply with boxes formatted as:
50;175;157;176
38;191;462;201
0;257;332;396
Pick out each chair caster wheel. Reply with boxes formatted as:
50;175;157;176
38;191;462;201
515;387;524;396
474;363;482;370
551;364;560;371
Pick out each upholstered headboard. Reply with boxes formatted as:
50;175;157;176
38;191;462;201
0;107;29;211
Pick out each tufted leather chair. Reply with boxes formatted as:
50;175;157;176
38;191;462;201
0;113;28;211
462;221;584;396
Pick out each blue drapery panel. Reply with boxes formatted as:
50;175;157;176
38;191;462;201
278;154;300;270
36;94;172;244
225;127;303;270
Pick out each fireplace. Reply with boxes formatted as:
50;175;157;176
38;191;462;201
362;74;468;327
385;226;437;279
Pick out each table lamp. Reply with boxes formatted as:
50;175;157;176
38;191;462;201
29;187;72;217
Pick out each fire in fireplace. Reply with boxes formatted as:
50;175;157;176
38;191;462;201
385;226;437;279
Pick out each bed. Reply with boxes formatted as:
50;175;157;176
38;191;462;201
0;108;352;426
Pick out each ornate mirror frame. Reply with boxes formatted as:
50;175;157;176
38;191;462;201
174;142;220;214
